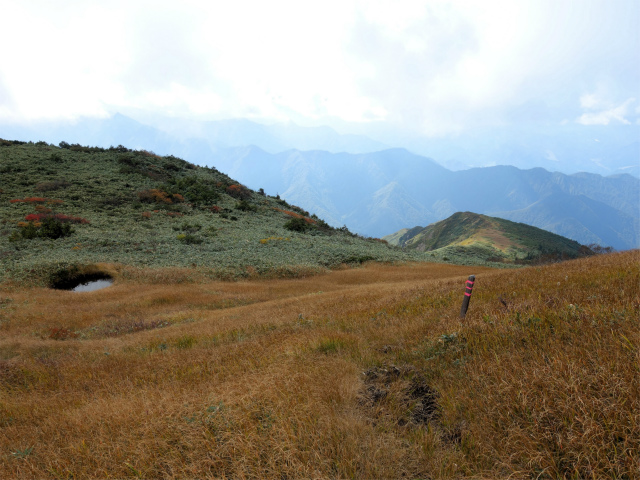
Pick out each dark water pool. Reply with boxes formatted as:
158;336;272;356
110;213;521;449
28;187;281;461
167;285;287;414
51;272;114;292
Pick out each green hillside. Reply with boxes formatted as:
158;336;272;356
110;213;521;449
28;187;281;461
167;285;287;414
384;211;592;264
0;139;427;285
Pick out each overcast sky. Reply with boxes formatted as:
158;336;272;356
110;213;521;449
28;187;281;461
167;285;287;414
0;0;638;137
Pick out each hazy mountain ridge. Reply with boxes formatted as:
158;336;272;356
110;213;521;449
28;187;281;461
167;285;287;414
493;192;640;249
149;117;390;154
206;147;640;250
3;113;638;177
401;124;640;177
2;114;638;249
0;114;388;160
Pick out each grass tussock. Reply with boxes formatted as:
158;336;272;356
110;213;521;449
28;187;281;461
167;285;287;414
0;252;638;478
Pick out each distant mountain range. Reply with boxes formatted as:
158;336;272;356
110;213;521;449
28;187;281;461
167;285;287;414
0;113;387;159
207;146;640;251
394;123;640;177
2;113;638;176
383;212;592;265
1;113;638;250
143;115;389;154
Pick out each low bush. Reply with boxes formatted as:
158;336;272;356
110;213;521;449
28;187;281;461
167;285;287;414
284;217;312;233
12;217;74;240
164;177;219;205
35;179;72;192
137;189;183;205
235;200;257;212
226;184;251;200
176;222;202;234
24;213;89;224
177;233;203;245
39;217;74;239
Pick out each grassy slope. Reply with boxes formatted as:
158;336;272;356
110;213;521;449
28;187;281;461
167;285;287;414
385;211;589;264
0;140;431;284
379;227;410;246
0;252;637;478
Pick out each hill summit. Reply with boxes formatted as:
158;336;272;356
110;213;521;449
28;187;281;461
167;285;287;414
0;139;421;285
383;212;593;265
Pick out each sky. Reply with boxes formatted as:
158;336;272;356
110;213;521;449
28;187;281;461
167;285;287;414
0;0;638;139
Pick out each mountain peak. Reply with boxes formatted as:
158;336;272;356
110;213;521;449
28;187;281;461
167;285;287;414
384;211;591;265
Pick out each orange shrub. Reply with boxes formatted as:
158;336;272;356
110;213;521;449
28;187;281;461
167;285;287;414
226;184;251;200
275;208;316;224
137;189;183;204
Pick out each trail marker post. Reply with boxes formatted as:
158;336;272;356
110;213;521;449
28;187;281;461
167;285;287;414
460;275;475;318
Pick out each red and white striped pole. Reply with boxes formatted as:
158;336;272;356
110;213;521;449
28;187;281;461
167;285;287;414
460;275;475;318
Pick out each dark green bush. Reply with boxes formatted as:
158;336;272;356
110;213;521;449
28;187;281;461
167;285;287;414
40;217;74;239
165;177;220;205
177;233;203;244
109;145;131;153
180;222;202;233
342;254;375;264
235;200;257;212
284;217;311;233
11;218;74;241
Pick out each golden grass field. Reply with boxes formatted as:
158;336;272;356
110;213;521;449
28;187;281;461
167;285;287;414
1;252;638;479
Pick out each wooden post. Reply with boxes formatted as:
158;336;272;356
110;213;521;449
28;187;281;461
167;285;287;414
460;275;475;318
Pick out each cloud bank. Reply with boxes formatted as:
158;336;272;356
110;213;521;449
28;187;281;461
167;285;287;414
0;0;637;137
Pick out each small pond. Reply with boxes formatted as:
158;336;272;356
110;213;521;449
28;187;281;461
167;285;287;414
72;278;114;292
51;273;114;292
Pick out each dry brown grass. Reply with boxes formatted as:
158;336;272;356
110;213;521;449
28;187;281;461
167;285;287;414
0;253;638;479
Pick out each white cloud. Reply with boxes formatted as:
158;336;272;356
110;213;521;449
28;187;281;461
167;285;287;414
0;0;638;136
544;150;559;162
577;97;636;125
0;1;127;122
590;158;610;171
580;94;600;109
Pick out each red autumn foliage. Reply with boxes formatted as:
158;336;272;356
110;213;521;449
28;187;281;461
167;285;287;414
24;213;89;224
209;205;221;213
